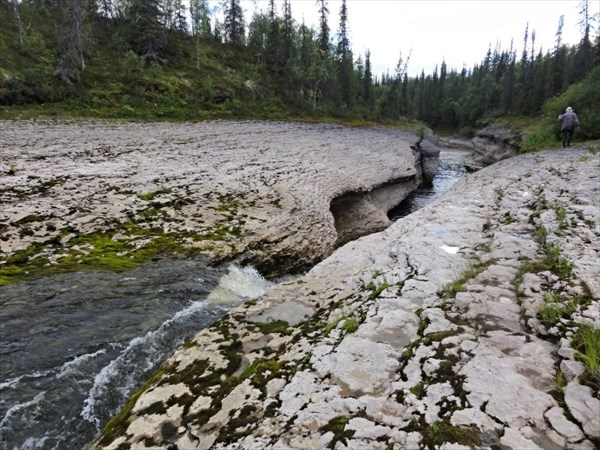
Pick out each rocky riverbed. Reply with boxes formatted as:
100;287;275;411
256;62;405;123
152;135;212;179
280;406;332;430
89;147;600;450
0;120;437;282
1;120;599;450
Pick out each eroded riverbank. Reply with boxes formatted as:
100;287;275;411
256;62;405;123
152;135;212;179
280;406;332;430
0;119;430;283
1;119;440;449
90;148;599;450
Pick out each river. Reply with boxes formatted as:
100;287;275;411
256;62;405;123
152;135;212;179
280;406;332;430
0;147;471;450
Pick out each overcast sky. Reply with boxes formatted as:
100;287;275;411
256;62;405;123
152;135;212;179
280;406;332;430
242;0;596;77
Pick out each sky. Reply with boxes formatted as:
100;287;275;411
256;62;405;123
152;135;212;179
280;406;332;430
241;0;597;77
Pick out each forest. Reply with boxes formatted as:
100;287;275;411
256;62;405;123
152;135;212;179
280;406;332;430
1;0;599;144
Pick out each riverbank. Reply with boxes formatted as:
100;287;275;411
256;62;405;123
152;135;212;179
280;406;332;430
91;147;599;449
0;119;432;284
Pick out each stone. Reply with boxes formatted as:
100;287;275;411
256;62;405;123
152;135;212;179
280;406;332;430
312;336;399;397
132;384;191;414
564;382;600;438
499;427;542;450
544;406;585;442
346;417;391;440
560;359;586;382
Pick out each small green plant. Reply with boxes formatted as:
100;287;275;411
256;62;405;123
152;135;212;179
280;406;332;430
342;317;359;333
572;324;600;390
553;202;568;231
409;382;427;399
520;127;556;153
137;187;172;201
500;211;517;224
364;276;391;300
538;295;565;328
439;262;486;299
494;187;504;201
319;416;354;447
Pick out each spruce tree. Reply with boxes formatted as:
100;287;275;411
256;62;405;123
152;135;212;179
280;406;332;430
55;0;88;84
317;0;329;60
129;0;165;62
223;0;244;47
336;0;353;107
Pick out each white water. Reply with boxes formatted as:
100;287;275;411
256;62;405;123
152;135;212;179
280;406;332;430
0;262;272;450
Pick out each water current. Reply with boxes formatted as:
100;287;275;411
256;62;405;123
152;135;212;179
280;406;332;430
0;147;470;450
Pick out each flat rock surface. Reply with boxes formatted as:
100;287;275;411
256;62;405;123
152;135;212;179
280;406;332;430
90;147;600;450
0;119;420;276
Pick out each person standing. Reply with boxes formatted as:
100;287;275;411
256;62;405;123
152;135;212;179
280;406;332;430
557;107;580;148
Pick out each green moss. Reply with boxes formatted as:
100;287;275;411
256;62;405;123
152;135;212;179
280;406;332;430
423;421;480;448
96;365;171;447
216;404;259;444
0;221;192;285
13;214;46;225
409;382;427;399
342;317;359;333
319;416;355;448
251;320;292;336
500;211;517;224
137;188;173;201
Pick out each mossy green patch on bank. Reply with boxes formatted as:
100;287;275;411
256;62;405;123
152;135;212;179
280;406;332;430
0;219;239;285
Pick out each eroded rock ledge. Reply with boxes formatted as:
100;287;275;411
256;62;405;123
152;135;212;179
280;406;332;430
0;120;429;279
91;148;599;450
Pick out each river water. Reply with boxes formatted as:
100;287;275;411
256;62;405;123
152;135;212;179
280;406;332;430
0;147;470;450
389;148;471;220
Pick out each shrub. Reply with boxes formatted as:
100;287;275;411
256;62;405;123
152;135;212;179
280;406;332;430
544;66;600;140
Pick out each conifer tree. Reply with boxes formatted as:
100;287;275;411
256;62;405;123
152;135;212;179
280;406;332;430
282;0;293;63
223;0;244;47
129;0;165;62
55;0;88;83
317;0;329;60
336;0;353;106
572;0;594;81
548;15;566;97
266;0;282;78
363;49;374;111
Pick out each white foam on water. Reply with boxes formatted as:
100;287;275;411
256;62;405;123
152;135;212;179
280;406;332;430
56;349;107;379
20;434;50;450
206;265;273;305
0;369;55;390
80;298;211;428
80;265;268;430
0;392;45;429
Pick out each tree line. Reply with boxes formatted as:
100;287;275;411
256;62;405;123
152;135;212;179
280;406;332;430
1;0;599;133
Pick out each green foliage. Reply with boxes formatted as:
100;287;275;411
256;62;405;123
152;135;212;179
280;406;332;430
1;0;598;132
544;66;600;140
423;421;480;448
341;317;359;333
439;262;487;299
572;324;600;390
520;126;557;153
319;416;354;448
538;295;567;328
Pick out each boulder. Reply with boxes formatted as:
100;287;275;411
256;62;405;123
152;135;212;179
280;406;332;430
465;125;520;170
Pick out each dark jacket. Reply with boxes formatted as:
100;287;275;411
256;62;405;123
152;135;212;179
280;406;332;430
558;111;580;131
